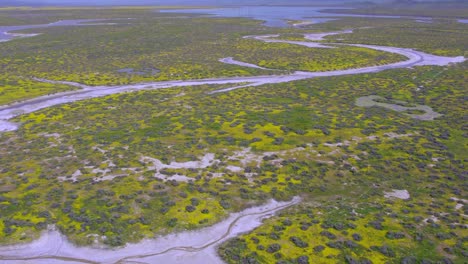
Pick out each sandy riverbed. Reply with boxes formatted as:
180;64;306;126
0;197;301;264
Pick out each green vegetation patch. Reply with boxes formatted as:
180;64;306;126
0;7;466;263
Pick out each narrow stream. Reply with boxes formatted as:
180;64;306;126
0;198;301;264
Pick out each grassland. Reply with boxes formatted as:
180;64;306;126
0;10;409;105
0;6;466;264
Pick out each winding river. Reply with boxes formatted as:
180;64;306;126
0;30;464;132
0;16;466;263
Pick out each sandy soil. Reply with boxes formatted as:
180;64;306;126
384;189;410;200
140;153;219;182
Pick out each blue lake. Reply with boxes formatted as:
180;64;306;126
160;6;406;27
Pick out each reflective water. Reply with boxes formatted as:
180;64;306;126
160;6;405;27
